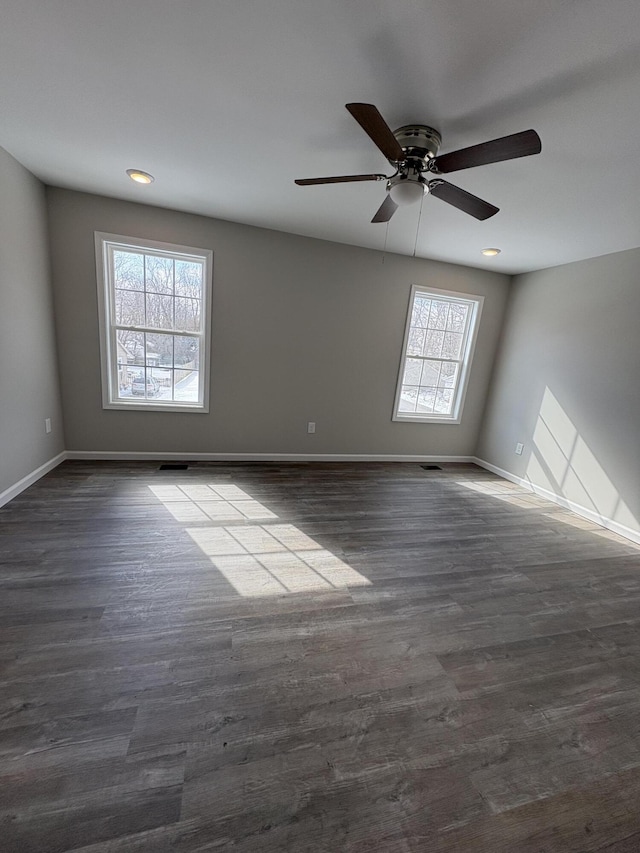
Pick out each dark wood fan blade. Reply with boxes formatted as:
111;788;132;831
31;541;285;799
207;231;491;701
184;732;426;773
431;129;541;174
346;103;405;163
428;180;499;220
295;173;387;186
371;194;398;223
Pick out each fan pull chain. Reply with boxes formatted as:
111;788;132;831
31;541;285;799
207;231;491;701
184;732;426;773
382;219;389;264
413;192;425;257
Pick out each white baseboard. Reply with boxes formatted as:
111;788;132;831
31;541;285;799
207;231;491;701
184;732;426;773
65;450;476;464
473;457;640;546
0;450;478;509
0;451;68;508
6;451;637;546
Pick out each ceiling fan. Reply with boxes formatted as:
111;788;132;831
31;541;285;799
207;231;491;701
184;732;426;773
295;103;541;223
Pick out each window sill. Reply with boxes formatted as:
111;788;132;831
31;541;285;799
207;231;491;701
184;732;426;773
392;413;461;425
103;400;208;413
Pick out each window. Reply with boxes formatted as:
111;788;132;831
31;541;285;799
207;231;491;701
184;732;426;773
95;233;212;411
393;285;483;423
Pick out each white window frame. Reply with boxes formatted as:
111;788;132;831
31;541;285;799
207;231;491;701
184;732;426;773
392;284;484;424
95;232;213;412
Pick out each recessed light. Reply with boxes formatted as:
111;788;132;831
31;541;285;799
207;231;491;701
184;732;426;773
481;247;501;257
126;169;154;184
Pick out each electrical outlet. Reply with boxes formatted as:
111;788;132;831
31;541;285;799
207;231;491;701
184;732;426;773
307;422;316;434
45;418;52;434
515;442;524;455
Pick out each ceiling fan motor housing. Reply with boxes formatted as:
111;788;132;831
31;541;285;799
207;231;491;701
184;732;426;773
386;126;442;204
393;124;442;166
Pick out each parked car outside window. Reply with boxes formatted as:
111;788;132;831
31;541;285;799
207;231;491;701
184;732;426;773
131;375;161;397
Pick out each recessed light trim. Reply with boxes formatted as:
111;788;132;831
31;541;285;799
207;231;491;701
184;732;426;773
481;247;501;257
126;169;154;184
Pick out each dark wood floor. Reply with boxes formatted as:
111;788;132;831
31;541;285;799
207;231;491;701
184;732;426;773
2;461;640;852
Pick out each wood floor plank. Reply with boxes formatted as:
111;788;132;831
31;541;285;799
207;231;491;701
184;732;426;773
1;460;639;851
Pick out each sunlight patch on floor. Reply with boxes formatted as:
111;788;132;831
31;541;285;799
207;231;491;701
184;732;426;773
541;510;640;550
149;483;372;596
456;479;543;509
149;483;278;523
456;479;640;550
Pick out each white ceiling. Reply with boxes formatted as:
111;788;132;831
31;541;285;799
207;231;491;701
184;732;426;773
2;0;640;274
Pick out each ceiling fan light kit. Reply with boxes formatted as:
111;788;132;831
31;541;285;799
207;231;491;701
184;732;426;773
388;174;425;206
295;103;541;225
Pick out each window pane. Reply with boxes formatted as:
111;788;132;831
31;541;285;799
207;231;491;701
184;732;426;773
399;385;418;412
407;327;425;356
118;329;144;367
129;367;146;398
174;369;199;402
428;300;449;330
420;359;440;387
133;369;162;400
447;302;469;332
403;358;422;385
122;329;145;397
439;362;458;388
145;292;174;329
145;255;174;295
435;388;454;414
115;330;141;397
411;297;431;328
175;336;199;370
442;331;463;360
424;329;444;357
417;388;436;413
175;260;203;298
144;333;174;367
175;297;201;332
148;365;172;399
115;289;144;326
113;251;144;291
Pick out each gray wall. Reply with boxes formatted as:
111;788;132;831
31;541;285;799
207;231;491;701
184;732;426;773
47;188;510;458
0;147;64;496
477;249;640;537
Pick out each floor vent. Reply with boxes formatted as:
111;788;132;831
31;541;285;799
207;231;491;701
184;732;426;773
421;464;442;471
159;463;189;471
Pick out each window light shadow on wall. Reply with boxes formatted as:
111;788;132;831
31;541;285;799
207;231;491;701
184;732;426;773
148;483;372;597
458;387;638;547
526;387;637;532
